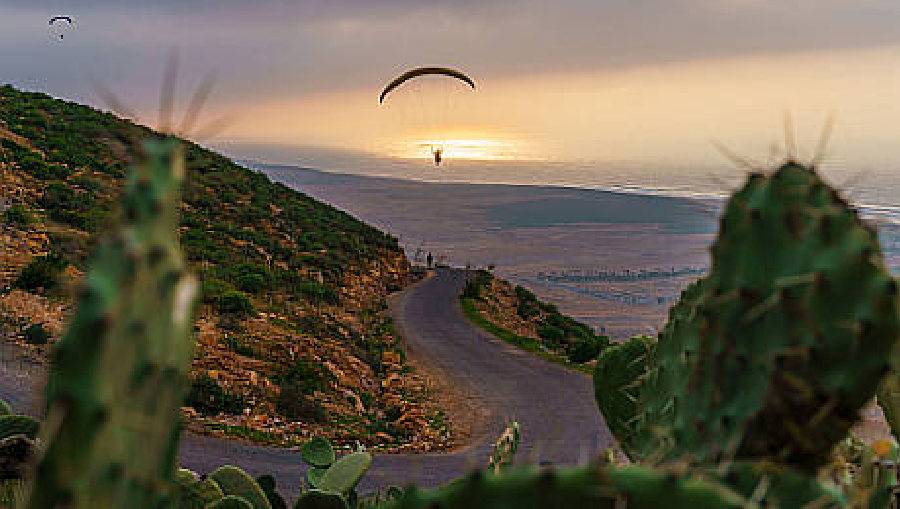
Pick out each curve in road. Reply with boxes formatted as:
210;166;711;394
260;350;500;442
0;268;613;498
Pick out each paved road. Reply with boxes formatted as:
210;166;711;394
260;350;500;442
0;268;612;498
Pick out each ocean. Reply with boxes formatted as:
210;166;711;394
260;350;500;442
249;154;900;339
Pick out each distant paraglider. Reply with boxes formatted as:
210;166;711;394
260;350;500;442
49;16;73;42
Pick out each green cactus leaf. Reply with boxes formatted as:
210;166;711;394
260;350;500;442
177;477;225;509
0;415;39;440
318;451;372;494
255;475;287;509
716;461;844;508
209;465;272;509
205;494;254;509
0;400;13;417
292;489;347;509
176;468;199;487
593;336;654;455
381;464;749;509
878;345;900;440
302;437;335;468
306;466;327;489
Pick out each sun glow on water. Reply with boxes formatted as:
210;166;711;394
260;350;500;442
387;134;530;161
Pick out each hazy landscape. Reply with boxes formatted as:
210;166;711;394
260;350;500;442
5;1;900;508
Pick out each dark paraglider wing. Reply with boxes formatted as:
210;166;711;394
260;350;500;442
49;16;73;25
379;67;475;104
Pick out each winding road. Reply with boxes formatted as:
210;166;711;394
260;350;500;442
0;268;612;498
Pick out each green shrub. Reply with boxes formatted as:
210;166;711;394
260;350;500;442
223;335;255;357
515;286;541;319
186;376;247;416
217;290;253;317
276;383;328;422
537;323;565;345
2;205;32;226
14;253;67;291
277;358;332;395
20;155;69;180
294;279;339;305
569;335;607;363
201;277;233;304
23;323;49;345
227;263;270;294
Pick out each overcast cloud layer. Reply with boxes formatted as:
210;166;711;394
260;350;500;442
4;1;900;106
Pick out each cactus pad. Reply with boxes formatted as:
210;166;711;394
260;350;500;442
307;466;327;489
206;494;254;509
647;162;900;471
302;437;336;468
293;489;348;509
209;465;272;509
593;336;654;455
382;464;748;509
318;451;372;495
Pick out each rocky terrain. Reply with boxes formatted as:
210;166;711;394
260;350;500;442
0;85;452;452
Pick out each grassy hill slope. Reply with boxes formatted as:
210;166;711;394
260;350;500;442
0;85;451;452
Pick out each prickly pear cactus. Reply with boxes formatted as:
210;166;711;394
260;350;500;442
630;279;706;459
25;139;198;508
302;437;336;468
294;489;349;509
207;494;255;509
209;465;272;509
877;344;900;440
318;451;373;495
255;474;287;509
592;336;655;456
382;464;750;509
648;162;900;471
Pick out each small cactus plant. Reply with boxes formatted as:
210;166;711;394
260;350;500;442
488;421;521;474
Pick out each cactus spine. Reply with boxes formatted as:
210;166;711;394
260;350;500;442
25;139;197;508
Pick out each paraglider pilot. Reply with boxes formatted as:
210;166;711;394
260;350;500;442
432;147;443;166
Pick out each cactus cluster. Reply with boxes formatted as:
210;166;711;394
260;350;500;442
297;437;373;509
173;465;287;509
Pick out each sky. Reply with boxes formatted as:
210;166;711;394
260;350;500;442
4;1;900;167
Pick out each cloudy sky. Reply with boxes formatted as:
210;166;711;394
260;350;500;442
4;1;900;166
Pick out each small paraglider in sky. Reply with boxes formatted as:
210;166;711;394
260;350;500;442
49;16;74;42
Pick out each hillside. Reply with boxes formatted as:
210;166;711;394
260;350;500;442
460;270;609;371
0;85;451;452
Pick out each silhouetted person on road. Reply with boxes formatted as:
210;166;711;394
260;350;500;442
426;252;433;268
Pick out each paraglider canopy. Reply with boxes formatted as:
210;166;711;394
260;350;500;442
48;16;73;41
379;67;475;104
